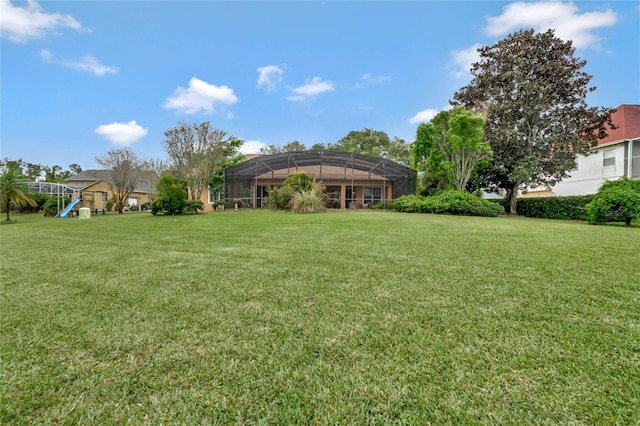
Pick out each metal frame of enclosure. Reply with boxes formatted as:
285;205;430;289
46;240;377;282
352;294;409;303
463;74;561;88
29;182;76;197
28;182;78;214
224;150;417;209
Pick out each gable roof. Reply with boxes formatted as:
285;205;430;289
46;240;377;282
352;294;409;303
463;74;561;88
598;104;640;145
66;169;154;193
66;169;111;182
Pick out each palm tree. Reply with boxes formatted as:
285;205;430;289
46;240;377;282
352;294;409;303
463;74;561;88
0;171;36;222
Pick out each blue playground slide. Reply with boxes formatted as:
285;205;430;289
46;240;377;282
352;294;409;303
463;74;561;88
59;199;81;218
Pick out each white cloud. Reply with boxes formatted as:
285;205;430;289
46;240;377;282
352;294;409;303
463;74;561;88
450;2;617;78
352;73;392;89
0;0;83;43
257;65;284;91
408;109;440;124
39;49;118;76
360;73;392;85
94;121;148;146
239;140;267;154
288;76;334;101
484;1;617;49
163;77;238;114
450;44;482;78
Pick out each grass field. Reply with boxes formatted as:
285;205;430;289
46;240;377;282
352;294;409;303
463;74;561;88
1;210;638;424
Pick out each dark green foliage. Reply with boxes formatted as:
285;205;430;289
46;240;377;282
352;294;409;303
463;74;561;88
453;29;614;214
411;107;490;191
514;195;595;220
0;171;36;221
585;178;640;226
394;191;504;217
267;173;314;210
263;187;288;209
151;174;188;216
42;196;71;217
17;193;49;212
185;200;204;213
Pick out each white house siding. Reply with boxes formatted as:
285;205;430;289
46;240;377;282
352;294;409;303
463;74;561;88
553;143;627;196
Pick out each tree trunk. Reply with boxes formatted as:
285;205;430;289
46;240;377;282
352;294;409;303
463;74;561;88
506;183;518;215
5;199;10;221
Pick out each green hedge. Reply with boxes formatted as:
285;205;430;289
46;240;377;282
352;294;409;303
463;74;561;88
514;195;594;220
394;191;504;217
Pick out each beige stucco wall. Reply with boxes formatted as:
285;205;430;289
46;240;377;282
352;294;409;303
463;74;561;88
77;181;154;211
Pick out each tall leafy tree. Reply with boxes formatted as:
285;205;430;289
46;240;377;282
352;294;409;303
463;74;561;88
162;121;238;201
334;129;411;165
452;29;614;213
0;171;36;221
95;148;143;214
209;138;244;201
260;140;307;154
412;107;490;191
335;129;390;157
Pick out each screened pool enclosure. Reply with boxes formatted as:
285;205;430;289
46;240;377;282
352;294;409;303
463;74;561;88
224;150;417;209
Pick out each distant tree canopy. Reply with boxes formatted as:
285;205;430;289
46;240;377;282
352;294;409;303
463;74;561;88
333;129;411;165
452;28;614;214
0;158;83;182
260;140;307;154
258;130;410;165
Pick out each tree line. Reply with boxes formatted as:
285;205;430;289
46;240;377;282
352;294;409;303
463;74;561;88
3;28;628;220
0;159;83;183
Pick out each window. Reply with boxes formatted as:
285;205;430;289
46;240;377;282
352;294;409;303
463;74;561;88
208;189;220;204
363;187;382;206
255;186;269;208
603;149;616;167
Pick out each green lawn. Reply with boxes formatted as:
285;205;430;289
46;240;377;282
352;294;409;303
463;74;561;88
1;210;638;424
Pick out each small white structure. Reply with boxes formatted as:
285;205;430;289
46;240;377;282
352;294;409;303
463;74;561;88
78;207;91;219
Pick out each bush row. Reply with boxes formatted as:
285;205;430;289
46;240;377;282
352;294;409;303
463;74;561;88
503;195;595;220
394;191;505;217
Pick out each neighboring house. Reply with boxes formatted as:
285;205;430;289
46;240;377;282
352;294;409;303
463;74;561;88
550;104;640;196
221;150;417;209
66;170;156;211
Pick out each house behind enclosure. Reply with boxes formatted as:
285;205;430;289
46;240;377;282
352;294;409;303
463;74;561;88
525;104;640;197
221;150;417;209
65;170;156;211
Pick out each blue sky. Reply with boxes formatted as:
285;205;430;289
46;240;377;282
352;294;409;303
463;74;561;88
2;0;639;170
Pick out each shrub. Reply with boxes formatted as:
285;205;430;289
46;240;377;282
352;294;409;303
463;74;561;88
265;186;289;209
18;193;49;212
185;200;204;213
393;194;425;213
585;178;640;226
282;172;313;193
394;191;504;217
289;182;329;213
42;196;71;217
515;195;594;220
267;173;321;210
